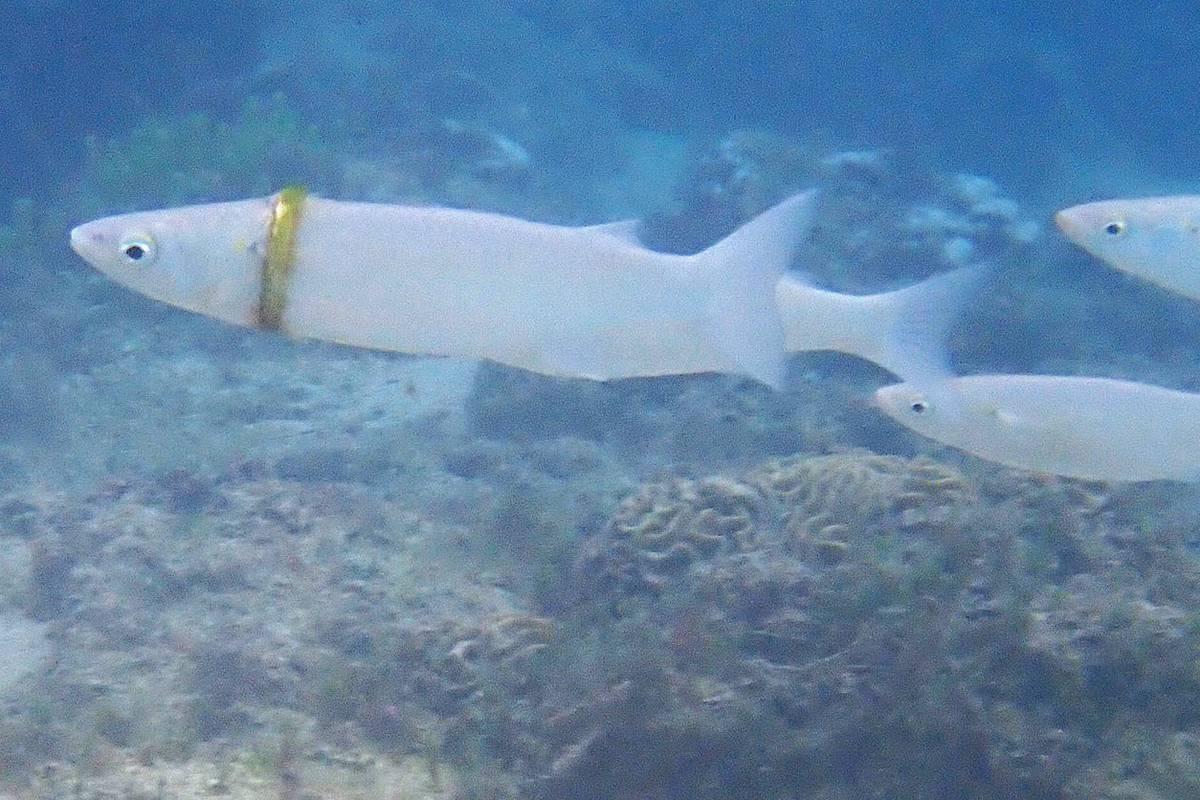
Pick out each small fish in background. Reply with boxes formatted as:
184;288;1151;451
1056;195;1200;301
874;374;1200;482
71;187;981;388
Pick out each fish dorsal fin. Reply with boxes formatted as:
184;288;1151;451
583;219;642;245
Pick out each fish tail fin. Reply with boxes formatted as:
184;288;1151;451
866;263;991;385
698;190;817;389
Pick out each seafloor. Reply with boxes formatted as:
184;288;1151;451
5;4;1200;798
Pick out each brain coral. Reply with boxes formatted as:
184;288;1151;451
605;475;765;589
746;452;975;562
586;451;976;594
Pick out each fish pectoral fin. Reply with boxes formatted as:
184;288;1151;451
989;407;1061;441
993;410;1022;429
583;219;643;245
988;407;1027;428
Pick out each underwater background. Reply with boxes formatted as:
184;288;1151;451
4;1;1200;798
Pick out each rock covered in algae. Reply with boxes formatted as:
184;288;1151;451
0;464;566;784
1064;730;1200;800
1026;573;1199;714
555;449;1200;800
7;426;1200;800
657;131;1037;286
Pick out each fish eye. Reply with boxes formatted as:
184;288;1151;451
119;233;157;264
1103;220;1126;236
910;399;929;414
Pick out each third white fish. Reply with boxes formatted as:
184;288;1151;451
1057;195;1200;302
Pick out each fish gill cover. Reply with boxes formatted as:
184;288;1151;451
2;1;1200;799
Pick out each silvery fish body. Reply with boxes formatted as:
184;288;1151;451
71;189;980;387
875;374;1200;482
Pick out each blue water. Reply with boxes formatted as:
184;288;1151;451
3;2;1200;798
5;2;1199;206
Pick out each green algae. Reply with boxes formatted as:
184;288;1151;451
78;94;336;214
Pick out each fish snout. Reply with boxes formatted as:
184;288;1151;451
1053;208;1078;238
69;223;107;263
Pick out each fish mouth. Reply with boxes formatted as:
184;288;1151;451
1053;209;1077;238
69;224;90;256
69;223;104;264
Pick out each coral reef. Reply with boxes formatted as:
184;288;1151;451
6;14;1200;799
648;132;1038;285
3;386;1200;800
9;116;1200;800
558;454;1200;800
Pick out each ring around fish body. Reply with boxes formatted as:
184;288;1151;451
71;188;983;387
258;185;307;330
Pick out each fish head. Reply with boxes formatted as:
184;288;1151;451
1055;197;1200;291
70;198;272;327
873;381;963;440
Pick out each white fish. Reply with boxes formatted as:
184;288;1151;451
1056;195;1200;301
874;374;1200;482
70;188;978;386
